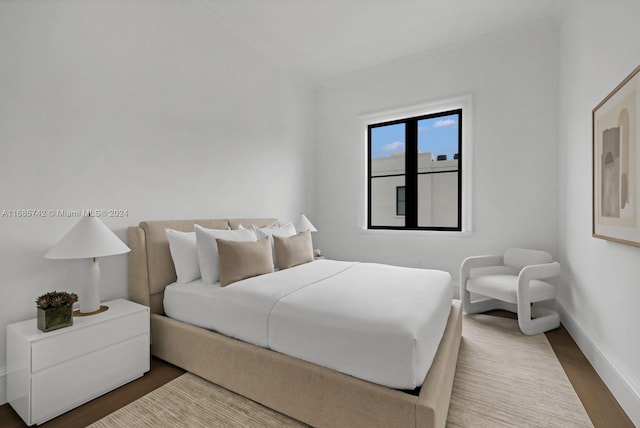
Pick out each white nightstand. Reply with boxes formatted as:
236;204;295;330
6;299;150;426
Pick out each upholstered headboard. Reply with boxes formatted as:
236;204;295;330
127;218;278;314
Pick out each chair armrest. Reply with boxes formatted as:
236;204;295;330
460;255;504;293
517;261;561;303
460;255;504;278
460;254;504;314
518;261;561;282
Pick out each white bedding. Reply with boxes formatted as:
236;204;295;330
164;260;452;389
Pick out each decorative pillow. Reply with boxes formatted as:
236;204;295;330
165;229;200;283
216;238;274;287
273;231;314;270
250;223;296;268
195;225;257;284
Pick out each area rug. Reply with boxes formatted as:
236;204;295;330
447;314;592;427
89;314;592;428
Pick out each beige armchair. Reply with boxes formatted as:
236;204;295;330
460;248;561;335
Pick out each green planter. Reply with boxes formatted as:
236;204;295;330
37;304;73;332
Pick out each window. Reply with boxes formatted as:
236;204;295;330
368;109;462;231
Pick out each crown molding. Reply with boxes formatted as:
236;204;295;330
319;17;558;89
194;1;559;89
194;0;288;71
195;0;311;88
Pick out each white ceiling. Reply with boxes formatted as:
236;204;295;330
199;0;563;83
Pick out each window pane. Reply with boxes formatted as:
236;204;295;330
370;123;405;227
417;114;459;228
418;170;459;227
417;114;459;161
396;186;406;216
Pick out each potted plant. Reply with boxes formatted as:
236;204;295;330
36;291;78;332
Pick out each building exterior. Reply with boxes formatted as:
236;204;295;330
370;152;459;228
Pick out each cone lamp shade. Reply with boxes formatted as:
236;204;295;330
294;214;317;233
45;215;130;314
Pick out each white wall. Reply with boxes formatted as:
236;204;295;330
558;1;640;423
314;24;559;280
0;0;314;402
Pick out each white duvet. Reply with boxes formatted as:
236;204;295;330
164;260;452;389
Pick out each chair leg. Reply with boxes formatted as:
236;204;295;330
517;304;560;335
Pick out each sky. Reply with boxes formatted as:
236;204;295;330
370;113;459;160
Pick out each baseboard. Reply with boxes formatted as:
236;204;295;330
0;365;6;405
557;303;640;425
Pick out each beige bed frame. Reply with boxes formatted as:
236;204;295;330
127;218;462;428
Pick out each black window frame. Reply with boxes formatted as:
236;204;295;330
367;108;462;231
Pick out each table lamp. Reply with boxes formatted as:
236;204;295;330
294;214;317;233
45;214;130;315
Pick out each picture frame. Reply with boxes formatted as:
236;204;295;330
593;64;640;247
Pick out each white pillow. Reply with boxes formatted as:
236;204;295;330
195;225;257;284
250;223;297;267
250;222;296;240
165;229;200;283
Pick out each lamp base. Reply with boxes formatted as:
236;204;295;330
79;259;102;314
73;305;109;317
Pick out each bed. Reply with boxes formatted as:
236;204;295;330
127;218;462;428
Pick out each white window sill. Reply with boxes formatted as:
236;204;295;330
358;228;473;238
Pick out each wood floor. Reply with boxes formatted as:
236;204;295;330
0;314;633;428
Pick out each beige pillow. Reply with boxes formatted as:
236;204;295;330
216;238;274;287
273;231;314;270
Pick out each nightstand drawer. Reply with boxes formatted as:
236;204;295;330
31;334;149;424
31;310;148;372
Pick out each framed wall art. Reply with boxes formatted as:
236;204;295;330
593;64;640;247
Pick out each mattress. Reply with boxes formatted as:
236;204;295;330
164;259;452;389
